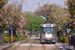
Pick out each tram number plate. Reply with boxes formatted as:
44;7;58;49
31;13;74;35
47;38;50;39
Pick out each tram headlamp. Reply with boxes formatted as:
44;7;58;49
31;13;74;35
45;34;52;37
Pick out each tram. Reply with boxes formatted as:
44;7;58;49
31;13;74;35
40;23;57;44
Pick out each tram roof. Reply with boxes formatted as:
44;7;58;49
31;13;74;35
40;23;56;27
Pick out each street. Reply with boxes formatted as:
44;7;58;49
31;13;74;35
0;0;75;50
8;35;75;50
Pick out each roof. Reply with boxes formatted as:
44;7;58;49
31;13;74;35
40;23;56;27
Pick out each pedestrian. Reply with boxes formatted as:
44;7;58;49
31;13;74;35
25;32;27;38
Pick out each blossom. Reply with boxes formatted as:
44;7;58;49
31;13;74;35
0;23;1;25
59;27;61;29
73;22;75;25
9;18;11;20
65;13;71;17
73;15;75;18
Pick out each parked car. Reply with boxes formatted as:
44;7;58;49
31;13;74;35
27;32;31;35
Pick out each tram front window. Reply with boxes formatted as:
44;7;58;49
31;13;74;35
43;27;53;34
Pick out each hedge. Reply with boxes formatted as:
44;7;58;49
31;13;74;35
59;37;68;43
4;36;9;43
4;35;25;43
13;36;16;42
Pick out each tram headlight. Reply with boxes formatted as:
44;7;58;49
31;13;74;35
45;34;52;37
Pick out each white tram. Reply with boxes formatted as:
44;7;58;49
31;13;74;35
40;23;57;44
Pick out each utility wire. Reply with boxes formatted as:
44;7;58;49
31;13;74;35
26;4;31;11
46;0;50;4
47;0;50;2
25;0;31;11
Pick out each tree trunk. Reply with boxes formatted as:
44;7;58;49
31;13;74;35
46;16;49;23
71;30;73;37
1;30;4;45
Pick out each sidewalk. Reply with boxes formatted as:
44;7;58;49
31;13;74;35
0;43;12;50
0;41;22;50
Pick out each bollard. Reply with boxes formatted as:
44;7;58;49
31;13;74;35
68;36;70;45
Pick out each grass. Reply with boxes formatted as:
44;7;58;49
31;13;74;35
21;39;33;43
9;39;33;50
8;45;18;50
21;39;29;43
12;46;17;49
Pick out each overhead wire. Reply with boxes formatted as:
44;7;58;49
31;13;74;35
46;0;50;3
47;0;50;2
24;0;50;12
42;0;44;4
25;0;31;11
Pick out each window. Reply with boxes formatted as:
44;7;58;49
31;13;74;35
43;27;53;34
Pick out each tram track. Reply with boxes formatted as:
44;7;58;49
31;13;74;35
7;42;21;50
28;44;32;50
12;42;21;50
42;44;45;50
28;44;45;50
11;36;59;50
12;36;32;50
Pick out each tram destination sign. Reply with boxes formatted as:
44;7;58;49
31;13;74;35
43;24;53;27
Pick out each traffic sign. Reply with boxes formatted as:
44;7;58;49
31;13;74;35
4;31;9;33
68;35;71;37
67;28;71;34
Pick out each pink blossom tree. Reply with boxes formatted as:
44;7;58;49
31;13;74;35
0;3;29;44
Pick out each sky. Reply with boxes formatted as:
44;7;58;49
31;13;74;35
8;0;66;12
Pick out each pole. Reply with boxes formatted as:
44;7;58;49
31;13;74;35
11;30;13;43
67;28;71;45
68;34;70;45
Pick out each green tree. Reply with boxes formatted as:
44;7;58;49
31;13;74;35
26;14;46;32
